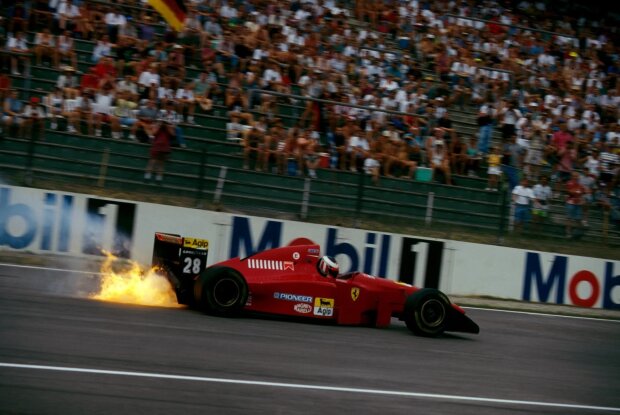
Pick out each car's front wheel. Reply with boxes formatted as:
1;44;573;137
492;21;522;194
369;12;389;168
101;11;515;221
404;288;450;337
194;267;248;316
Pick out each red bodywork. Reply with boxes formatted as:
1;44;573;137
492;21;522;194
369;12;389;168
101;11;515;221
214;243;453;328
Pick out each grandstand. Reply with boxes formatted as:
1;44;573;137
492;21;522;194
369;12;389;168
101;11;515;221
0;0;618;249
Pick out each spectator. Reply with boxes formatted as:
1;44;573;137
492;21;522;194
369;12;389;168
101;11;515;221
532;176;553;230
7;31;30;75
73;89;96;135
512;177;536;234
105;8;127;44
44;87;65;130
34;29;56;67
348;125;371;172
486;146;502;191
55;0;80;32
429;140;452;185
1;90;26;138
92;35;114;63
22;97;47;141
111;90;138;140
565;171;587;239
476;98;495;154
57;30;78;69
144;120;175;184
130;99;159;142
57;65;79;97
158;100;186;148
502;135;526;190
92;85;116;138
175;83;196;124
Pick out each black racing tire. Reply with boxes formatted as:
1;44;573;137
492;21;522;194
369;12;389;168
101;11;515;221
194;267;248;316
404;288;450;337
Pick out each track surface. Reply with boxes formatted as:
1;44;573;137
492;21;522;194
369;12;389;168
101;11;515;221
0;264;619;415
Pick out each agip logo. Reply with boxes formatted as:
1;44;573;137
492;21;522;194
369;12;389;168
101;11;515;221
522;252;619;309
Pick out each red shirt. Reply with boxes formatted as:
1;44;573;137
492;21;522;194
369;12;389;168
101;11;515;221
565;179;585;205
552;130;574;149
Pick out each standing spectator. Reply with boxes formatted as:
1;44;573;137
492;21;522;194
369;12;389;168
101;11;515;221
502;135;526;190
512;177;536;234
486;146;502;191
532;176;553;231
7;31;30;75
158;100;186;148
22;97;47;141
565;171;587;239
599;143;619;186
105;8;127;44
478;101;495;154
498;100;521;141
144;120;175;183
34;29;56;67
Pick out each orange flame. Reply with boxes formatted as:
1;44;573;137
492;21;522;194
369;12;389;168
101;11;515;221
90;252;182;308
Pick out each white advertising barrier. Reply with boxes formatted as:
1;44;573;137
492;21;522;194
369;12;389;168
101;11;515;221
1;185;618;310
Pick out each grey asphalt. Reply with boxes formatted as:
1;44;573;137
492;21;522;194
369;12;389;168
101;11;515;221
0;263;619;415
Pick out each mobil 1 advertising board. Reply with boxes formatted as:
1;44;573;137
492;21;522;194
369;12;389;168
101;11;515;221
0;185;618;309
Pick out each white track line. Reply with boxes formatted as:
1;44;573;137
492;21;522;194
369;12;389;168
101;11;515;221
463;307;620;322
0;263;100;275
1;362;618;412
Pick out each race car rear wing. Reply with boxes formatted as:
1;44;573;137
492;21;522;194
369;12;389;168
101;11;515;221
152;232;209;304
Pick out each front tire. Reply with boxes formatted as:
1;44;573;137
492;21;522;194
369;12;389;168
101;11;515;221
404;288;450;337
194;267;248;316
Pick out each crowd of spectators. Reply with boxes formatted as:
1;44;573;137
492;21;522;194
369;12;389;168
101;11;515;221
0;0;619;227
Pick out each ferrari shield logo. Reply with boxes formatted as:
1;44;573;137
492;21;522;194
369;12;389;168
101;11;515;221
351;287;360;302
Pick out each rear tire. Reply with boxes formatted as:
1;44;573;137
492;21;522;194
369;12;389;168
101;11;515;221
194;267;248;316
404;288;450;337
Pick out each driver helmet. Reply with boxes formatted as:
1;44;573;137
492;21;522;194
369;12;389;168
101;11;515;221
317;255;339;277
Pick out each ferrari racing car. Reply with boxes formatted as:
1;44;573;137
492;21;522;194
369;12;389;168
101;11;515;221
152;233;479;337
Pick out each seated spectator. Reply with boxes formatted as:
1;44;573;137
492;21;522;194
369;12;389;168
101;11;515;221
56;30;78;69
429;140;452;185
1;90;26;138
303;140;321;179
44;87;65;130
7;31;30;75
138;64;161;96
348;125;371;172
57;65;80;97
243;122;264;170
55;0;80;32
34;29;56;67
92;56;118;90
92;35;114;63
92;85;117;138
130;99;159;142
22;97;47;141
73;89;96;135
263;120;287;173
226;114;246;142
163;45;186;89
111;91;138;140
175;83;196;124
117;74;139;102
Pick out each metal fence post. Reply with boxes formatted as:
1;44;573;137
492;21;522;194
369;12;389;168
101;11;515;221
354;171;365;227
195;149;207;207
497;186;510;243
425;192;435;225
213;166;228;205
97;148;110;188
301;178;311;220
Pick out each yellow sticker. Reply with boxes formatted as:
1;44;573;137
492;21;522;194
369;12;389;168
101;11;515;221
351;287;360;301
183;237;209;249
314;297;334;308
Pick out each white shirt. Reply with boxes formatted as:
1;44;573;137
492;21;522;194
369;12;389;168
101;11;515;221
348;135;369;151
512;185;535;205
176;89;195;100
138;70;160;87
105;13;127;26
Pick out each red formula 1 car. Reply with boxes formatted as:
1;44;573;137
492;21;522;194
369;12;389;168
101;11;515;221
152;233;479;337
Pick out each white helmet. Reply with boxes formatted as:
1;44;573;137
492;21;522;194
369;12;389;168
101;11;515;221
317;256;339;277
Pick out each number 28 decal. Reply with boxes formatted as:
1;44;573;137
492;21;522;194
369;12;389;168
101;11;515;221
183;257;202;274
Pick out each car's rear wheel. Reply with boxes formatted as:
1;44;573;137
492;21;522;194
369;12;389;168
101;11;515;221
194;267;248;316
404;288;450;337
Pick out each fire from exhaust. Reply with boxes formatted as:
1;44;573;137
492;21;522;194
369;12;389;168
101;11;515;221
90;252;182;308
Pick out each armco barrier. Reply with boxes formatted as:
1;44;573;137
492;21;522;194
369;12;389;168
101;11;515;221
0;185;618;310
